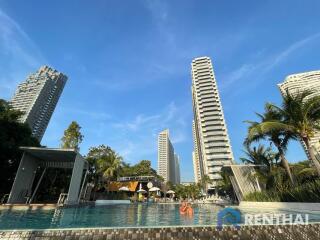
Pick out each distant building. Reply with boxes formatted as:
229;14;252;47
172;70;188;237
174;154;181;184
278;70;320;151
191;57;234;190
192;121;202;183
157;129;180;184
10;66;67;141
180;182;194;186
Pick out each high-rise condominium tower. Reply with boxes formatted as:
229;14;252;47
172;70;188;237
174;154;181;184
278;70;320;151
191;57;234;189
192;121;202;183
157;129;180;184
10;66;67;141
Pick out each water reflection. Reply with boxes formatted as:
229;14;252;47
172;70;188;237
1;204;319;230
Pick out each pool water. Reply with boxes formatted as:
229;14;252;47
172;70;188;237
0;203;320;230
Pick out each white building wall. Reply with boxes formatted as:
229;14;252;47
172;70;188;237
174;154;181;184
157;129;179;184
192;121;202;183
278;70;320;151
10;66;67;141
191;57;234;189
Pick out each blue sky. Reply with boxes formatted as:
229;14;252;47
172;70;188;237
1;0;320;181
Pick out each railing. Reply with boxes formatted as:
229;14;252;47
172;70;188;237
230;165;261;201
1;194;9;204
57;193;68;206
117;176;156;182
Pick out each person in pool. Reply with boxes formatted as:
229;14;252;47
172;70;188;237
179;201;193;216
179;201;187;214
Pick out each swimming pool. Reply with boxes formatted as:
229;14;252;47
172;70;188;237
1;203;320;230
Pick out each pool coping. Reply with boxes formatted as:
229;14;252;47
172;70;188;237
1;222;320;232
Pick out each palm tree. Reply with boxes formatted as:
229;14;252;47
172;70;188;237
86;145;123;187
245;104;296;185
189;183;200;200
99;153;122;181
240;144;276;174
262;90;320;176
199;174;213;194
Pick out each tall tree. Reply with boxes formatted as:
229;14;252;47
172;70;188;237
86;145;123;186
0;99;40;196
240;144;278;188
240;144;276;174
119;160;159;178
199;174;213;193
245;104;296;185
61;121;83;151
254;90;320;176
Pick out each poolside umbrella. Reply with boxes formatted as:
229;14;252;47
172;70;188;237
149;187;160;192
119;186;130;191
137;189;147;193
167;190;175;194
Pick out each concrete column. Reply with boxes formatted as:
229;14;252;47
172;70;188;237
7;153;38;203
29;167;47;203
66;153;85;205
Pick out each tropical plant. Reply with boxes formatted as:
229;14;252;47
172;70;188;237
217;170;234;198
250;90;320;176
86;145;123;187
171;183;201;200
244;179;320;202
291;161;317;184
100;155;121;180
119;160;158;177
240;144;276;177
245;103;296;185
0;99;40;196
188;183;201;200
61;121;84;151
198;174;213;193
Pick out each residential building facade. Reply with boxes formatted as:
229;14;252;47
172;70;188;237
10;66;67;141
157;129;180;184
191;56;234;189
174;154;181;184
278;70;320;152
192;121;202;183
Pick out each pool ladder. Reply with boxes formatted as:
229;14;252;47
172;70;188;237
1;194;9;204
57;193;68;206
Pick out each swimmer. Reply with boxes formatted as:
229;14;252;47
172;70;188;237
186;203;193;216
179;201;187;214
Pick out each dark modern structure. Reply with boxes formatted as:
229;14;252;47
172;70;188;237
7;147;89;205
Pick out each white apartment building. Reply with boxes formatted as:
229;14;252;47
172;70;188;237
10;66;67;141
278;70;320;151
192;121;202;183
174;154;181;184
191;57;234;189
157;129;180;184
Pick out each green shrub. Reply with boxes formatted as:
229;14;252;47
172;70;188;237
244;180;320;202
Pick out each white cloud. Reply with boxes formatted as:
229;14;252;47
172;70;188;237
144;0;168;24
220;32;320;92
113;114;160;131
60;108;111;120
110;101;190;164
265;32;320;72
0;8;47;99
